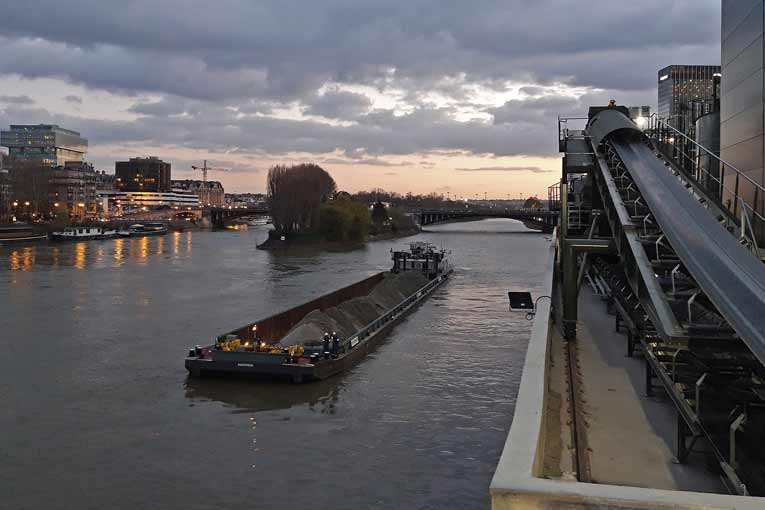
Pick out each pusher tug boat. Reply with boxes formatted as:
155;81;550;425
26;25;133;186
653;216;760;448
185;242;452;383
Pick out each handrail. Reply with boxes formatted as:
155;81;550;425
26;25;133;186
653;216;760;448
646;114;765;249
343;272;448;351
558;116;590;144
648;114;765;193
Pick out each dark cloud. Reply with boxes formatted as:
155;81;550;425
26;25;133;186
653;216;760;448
0;1;720;162
455;166;553;173
62;94;82;104
0;94;34;104
128;97;201;117
0;1;719;101
305;90;372;119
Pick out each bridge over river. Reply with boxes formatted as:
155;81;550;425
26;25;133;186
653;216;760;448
415;208;558;233
204;206;270;228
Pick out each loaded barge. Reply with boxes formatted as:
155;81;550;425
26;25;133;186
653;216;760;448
185;242;452;383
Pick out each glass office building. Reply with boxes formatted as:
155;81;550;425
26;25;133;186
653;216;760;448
657;65;721;134
0;124;88;166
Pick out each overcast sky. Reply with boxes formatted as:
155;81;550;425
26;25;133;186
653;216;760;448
0;1;721;197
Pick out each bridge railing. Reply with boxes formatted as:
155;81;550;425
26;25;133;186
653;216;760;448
646;114;765;247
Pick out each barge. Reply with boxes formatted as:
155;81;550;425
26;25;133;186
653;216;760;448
0;224;47;242
50;226;118;241
185;242;452;383
119;223;168;237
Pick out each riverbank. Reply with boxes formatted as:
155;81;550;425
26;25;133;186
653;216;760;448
256;225;421;250
368;226;421;242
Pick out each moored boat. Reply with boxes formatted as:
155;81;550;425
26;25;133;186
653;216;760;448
185;242;452;383
0;224;48;242
50;226;118;241
119;222;168;237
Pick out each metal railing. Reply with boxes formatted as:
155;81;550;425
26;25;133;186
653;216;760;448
548;181;561;211
558;116;590;152
646;114;765;255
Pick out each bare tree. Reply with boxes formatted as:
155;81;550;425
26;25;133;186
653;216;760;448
267;164;336;233
9;159;53;218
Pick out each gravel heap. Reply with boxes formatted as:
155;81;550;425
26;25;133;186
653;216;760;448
280;271;429;346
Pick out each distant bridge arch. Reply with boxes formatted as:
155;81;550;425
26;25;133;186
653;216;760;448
205;206;270;228
416;208;558;233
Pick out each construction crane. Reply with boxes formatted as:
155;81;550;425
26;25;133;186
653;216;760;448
191;160;229;184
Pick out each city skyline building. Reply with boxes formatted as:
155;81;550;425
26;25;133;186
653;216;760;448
0;124;88;166
49;161;98;219
115;156;171;193
171;179;225;207
657;65;721;134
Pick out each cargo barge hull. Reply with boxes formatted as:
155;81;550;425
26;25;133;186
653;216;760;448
185;242;452;383
186;271;449;382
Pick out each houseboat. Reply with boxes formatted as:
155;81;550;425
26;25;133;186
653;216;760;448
50;226;118;241
185;242;452;383
119;223;168;237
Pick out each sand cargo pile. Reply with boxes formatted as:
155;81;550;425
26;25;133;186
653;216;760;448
281;272;429;346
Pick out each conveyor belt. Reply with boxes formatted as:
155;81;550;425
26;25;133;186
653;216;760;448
611;139;765;366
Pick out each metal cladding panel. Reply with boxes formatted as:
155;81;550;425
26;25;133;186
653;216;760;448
723;0;761;42
720;105;763;150
721;1;764;68
585;109;643;148
612;139;765;367
722;32;763;92
720;67;764;122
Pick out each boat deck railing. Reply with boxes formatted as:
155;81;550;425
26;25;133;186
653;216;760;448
343;272;449;352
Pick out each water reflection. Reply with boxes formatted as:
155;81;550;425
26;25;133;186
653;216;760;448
114;238;124;267
74;242;87;269
137;236;149;263
184;377;342;414
1;232;198;271
8;246;35;271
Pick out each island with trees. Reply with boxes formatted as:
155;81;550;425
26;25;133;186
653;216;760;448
257;164;419;249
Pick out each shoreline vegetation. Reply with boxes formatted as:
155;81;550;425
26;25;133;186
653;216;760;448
256;163;421;250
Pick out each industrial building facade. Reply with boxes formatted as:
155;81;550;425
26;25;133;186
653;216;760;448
0;124;88;166
721;1;765;240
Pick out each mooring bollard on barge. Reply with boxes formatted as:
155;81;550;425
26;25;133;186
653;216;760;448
185;242;452;383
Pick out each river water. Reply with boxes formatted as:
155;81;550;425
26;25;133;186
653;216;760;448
1;219;550;510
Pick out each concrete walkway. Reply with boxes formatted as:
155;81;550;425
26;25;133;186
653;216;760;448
563;287;725;492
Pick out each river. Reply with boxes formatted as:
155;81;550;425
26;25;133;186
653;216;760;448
0;219;550;510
